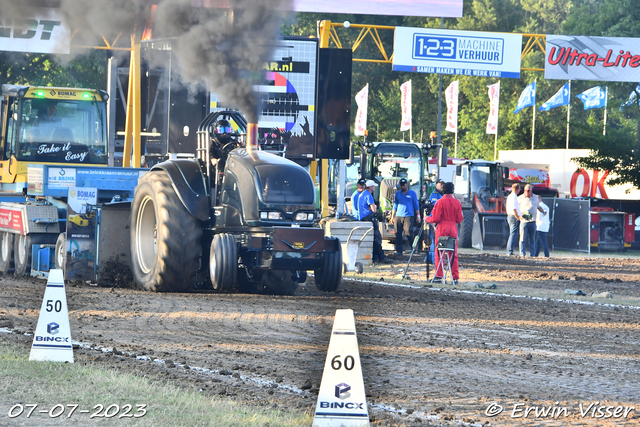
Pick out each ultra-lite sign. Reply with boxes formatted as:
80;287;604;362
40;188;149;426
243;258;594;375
545;35;640;82
393;27;522;78
0;8;70;54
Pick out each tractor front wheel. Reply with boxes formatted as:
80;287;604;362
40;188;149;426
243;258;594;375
458;209;474;248
314;237;342;292
209;233;237;292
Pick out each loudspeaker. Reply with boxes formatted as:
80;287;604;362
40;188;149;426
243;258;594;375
315;48;352;160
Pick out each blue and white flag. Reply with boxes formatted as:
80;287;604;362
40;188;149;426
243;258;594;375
513;81;536;114
539;82;570;112
576;86;606;110
619;83;640;111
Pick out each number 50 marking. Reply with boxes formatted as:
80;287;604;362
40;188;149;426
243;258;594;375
331;355;355;371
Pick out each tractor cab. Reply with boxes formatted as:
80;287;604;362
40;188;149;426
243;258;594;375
453;160;509;248
453;160;506;214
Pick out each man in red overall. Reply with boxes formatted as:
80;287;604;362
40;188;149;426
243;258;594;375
426;182;463;283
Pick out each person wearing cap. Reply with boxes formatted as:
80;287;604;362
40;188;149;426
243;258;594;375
429;179;444;205
426;182;463;284
426;179;445;263
358;180;391;264
350;178;367;219
391;178;420;256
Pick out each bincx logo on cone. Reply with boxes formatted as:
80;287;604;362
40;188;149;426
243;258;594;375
313;309;369;427
30;269;74;363
335;383;351;399
47;322;60;335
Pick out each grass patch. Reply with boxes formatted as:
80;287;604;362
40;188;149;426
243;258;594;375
0;339;312;426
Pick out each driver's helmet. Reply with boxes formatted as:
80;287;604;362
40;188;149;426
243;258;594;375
214;120;234;137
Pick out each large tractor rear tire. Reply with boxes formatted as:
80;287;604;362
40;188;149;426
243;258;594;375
13;234;31;276
131;171;202;292
458;209;474;248
0;232;14;275
314;237;342;292
209;233;237;292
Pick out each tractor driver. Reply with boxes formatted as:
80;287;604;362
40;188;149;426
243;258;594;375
211;120;237;158
210;119;243;171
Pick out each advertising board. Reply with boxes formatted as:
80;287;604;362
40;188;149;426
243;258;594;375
393;27;522;78
294;0;463;17
499;149;640;200
0;8;70;54
545;35;640;82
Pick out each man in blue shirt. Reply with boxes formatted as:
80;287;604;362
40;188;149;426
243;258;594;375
350;178;366;219
429;179;444;205
391;178;420;256
358;180;391;263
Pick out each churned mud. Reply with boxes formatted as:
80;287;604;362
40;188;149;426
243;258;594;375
1;250;640;426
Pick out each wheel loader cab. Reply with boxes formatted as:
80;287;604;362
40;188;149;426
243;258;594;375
0;85;108;173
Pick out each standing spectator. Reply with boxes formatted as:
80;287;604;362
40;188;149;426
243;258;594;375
358;180;391;264
391;178;420;256
535;195;550;257
506;183;521;256
429;179;444;205
426;179;444;263
350;178;366;219
426;182;463;284
518;184;546;257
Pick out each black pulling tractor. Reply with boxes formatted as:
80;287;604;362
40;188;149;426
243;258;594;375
129;111;342;294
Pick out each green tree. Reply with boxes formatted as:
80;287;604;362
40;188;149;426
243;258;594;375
0;50;107;89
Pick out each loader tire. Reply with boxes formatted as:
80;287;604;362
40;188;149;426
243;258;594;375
459;209;474;248
55;232;66;271
131;171;202;292
0;232;14;275
209;233;237;292
314;237;342;292
13;234;31;277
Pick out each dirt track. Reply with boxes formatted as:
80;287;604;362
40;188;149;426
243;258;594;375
2;251;640;426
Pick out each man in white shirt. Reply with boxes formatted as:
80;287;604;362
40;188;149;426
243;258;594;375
535;195;550;257
518;184;547;257
505;183;521;256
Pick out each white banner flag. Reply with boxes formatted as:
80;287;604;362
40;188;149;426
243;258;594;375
400;80;412;132
354;84;369;136
445;80;459;132
486;81;500;135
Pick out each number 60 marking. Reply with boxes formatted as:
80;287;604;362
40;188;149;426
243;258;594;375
331;355;355;371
